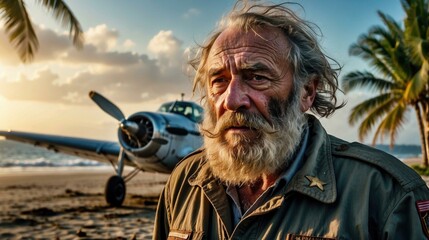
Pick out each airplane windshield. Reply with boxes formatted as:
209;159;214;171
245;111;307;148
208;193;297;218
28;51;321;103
158;101;204;123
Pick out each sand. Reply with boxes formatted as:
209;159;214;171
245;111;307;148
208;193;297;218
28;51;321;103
402;157;423;166
0;168;169;239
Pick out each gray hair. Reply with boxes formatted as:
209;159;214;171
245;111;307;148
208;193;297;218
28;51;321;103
189;0;344;117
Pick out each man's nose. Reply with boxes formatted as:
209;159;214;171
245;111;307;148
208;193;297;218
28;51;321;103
223;78;251;111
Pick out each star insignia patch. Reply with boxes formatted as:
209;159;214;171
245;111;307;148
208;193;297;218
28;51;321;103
306;175;326;191
416;200;429;238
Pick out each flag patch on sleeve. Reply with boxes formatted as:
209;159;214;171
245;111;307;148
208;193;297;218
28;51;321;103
416;200;429;237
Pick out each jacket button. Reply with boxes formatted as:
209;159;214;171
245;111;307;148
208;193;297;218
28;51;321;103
335;144;349;151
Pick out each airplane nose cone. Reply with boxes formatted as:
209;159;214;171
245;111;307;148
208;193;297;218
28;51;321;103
120;120;139;135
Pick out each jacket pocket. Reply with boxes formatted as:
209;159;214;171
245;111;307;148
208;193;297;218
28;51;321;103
287;233;337;240
167;230;204;240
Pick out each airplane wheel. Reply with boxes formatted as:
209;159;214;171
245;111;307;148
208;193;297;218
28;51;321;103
105;175;126;207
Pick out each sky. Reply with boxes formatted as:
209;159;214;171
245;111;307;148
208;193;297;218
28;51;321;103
0;0;420;145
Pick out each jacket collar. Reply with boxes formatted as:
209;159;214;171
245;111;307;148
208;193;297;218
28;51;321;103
188;159;234;235
285;115;337;203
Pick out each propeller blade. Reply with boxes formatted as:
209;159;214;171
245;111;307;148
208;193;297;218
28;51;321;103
89;91;125;121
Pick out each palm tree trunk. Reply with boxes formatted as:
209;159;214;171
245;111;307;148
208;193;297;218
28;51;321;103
415;103;428;167
423;102;429;167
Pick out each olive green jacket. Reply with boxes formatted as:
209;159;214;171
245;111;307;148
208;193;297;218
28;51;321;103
153;116;429;239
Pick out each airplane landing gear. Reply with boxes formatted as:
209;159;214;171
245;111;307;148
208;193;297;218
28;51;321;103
105;175;126;207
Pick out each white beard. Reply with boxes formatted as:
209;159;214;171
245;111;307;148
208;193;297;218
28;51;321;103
200;94;306;185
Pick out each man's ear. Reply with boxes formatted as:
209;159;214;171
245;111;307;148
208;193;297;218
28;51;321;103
300;77;319;112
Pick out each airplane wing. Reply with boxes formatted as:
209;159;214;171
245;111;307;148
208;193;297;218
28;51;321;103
0;130;136;167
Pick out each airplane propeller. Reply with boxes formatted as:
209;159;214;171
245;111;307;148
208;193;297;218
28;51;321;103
90;91;138;142
89;91;168;146
89;91;125;121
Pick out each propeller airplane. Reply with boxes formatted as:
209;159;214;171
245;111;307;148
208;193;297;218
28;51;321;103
0;91;204;207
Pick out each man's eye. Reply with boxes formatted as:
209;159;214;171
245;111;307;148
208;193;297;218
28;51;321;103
210;78;228;95
253;75;266;81
250;74;270;82
211;77;228;85
246;73;272;90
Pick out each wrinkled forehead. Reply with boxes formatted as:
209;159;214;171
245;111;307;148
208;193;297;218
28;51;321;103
209;26;289;57
205;27;289;77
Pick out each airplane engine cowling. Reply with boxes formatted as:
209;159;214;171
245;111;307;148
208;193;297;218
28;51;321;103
117;112;166;159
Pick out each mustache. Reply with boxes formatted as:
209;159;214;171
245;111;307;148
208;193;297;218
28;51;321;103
200;111;276;138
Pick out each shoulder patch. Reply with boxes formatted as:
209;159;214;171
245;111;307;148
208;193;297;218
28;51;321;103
329;135;424;191
416;200;429;238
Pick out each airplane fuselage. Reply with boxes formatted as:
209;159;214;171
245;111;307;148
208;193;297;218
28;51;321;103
122;111;202;173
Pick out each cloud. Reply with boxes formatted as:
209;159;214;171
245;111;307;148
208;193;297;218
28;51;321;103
148;30;184;70
183;8;201;19
148;30;182;56
0;69;63;101
0;25;193;105
123;39;135;48
64;44;145;66
85;24;119;51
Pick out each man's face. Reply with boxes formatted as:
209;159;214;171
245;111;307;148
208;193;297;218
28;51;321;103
200;26;309;185
206;26;294;144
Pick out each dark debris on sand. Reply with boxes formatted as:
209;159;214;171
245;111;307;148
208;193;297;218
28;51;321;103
22;207;57;217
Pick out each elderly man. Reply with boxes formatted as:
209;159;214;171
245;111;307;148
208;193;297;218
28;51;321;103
153;1;429;239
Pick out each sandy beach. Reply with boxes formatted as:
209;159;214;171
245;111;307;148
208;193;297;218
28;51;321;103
0;168;169;239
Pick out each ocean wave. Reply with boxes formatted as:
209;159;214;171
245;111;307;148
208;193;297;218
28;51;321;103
0;157;107;168
0;140;109;168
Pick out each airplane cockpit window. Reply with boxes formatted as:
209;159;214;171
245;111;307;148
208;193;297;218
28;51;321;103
158;103;171;113
193;105;204;123
158;101;204;123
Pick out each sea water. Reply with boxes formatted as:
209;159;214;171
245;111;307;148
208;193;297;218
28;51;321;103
0;140;109;173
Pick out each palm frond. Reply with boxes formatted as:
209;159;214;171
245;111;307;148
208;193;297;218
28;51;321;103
0;0;38;62
407;37;429;64
404;61;429;101
35;0;84;48
348;93;393;125
342;71;394;93
377;11;404;39
370;26;414;80
366;29;411;82
349;40;405;82
403;0;429;40
369;26;396;46
400;0;410;11
356;97;396;141
362;34;392;59
372;102;407;147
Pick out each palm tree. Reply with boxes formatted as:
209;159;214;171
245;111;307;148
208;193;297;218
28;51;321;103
0;0;84;62
342;0;429;167
402;0;429;166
